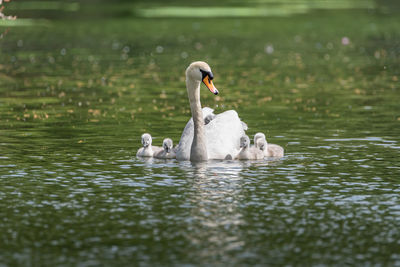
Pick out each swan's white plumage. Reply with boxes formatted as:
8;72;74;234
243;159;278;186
173;61;248;161
176;107;214;160
176;108;246;160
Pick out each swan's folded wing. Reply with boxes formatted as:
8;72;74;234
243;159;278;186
176;108;247;160
205;110;247;159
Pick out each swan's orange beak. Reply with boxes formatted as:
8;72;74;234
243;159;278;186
202;76;219;95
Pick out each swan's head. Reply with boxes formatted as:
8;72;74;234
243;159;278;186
254;132;267;150
240;135;250;148
162;138;173;153
186;61;219;95
141;133;152;148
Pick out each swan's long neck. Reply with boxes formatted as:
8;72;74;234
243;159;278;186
187;77;208;161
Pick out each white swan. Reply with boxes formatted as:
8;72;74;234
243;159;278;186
154;138;176;159
176;106;215;159
175;61;247;161
254;132;284;158
236;135;264;160
136;133;162;157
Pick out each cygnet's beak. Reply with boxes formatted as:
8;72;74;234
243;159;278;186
202;75;219;95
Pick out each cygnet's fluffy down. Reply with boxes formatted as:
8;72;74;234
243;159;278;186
236;135;264;160
204;113;216;125
154;138;176;159
136;133;162;157
265;144;284;158
254;132;284;158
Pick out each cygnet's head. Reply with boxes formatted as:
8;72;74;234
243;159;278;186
240;135;250;148
186;61;219;95
141;133;152;148
254;132;266;148
204;113;216;125
255;138;267;151
162;138;173;153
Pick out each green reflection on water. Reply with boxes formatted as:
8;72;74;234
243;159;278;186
1;1;400;266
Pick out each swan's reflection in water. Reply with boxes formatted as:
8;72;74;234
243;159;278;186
179;160;251;262
136;158;281;262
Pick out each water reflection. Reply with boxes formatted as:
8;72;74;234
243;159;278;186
1;138;400;265
183;161;245;261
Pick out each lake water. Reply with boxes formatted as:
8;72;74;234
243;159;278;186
1;1;400;266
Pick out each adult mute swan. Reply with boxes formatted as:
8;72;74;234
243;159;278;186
236;135;264;160
175;61;247;161
154;138;176;159
254;132;284;158
136;133;162;157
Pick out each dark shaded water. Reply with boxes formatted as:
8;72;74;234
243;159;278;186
1;1;400;266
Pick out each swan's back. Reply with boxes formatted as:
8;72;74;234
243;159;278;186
176;109;246;160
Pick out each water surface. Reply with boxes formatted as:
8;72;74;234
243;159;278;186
1;1;400;266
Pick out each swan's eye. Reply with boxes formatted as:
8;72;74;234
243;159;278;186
199;69;207;79
199;69;213;80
